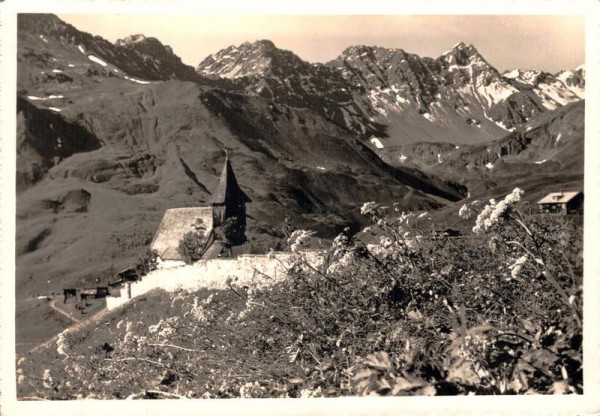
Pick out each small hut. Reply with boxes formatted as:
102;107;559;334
537;191;583;214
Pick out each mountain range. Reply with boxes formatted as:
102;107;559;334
15;14;584;347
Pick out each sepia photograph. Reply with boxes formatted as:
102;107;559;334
1;1;600;414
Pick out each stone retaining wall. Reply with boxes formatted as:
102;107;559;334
106;251;322;310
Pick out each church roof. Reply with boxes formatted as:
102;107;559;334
211;156;251;205
150;207;214;261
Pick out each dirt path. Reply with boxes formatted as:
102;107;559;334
27;299;129;354
48;298;82;324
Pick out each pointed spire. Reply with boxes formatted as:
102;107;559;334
211;153;251;205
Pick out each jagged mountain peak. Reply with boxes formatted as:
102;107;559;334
17;13;200;85
116;34;175;56
242;39;277;50
115;34;147;45
196;39;307;79
338;44;410;61
440;41;488;67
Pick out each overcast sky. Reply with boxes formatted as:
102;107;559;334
57;14;585;73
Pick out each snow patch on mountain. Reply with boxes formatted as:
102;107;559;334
370;137;385;149
476;82;518;108
124;76;150;85
27;95;64;101
503;69;541;86
535;81;577;108
556;69;585;99
88;55;107;67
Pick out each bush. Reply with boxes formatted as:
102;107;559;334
177;219;208;264
17;188;583;398
135;249;159;277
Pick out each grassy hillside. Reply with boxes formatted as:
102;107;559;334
17;193;583;399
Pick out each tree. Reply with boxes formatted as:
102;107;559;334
177;219;208;264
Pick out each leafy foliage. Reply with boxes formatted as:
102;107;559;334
213;217;243;247
135;249;159;277
177;219;208;264
17;189;583;398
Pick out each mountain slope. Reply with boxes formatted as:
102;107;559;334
327;42;583;147
198;40;583;150
18;14;201;85
197;40;383;139
381;100;584;197
17;14;465;300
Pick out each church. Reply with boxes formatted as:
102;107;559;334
149;154;251;268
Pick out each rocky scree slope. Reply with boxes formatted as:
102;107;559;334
382;100;584;199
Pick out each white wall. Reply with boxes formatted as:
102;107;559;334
106;251;323;310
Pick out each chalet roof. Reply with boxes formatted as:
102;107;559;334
211;157;251;205
537;191;582;204
150;207;214;261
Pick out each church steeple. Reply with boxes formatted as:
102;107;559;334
210;153;250;248
211;152;251;206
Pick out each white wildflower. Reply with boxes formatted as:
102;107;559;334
472;189;524;234
42;369;53;389
158;327;175;338
360;202;379;215
458;204;471;219
148;320;165;334
56;329;71;357
509;254;529;279
399;211;415;224
505;188;524;204
332;233;350;257
203;294;215;305
239;382;254;398
287;230;317;252
300;386;323;398
379;236;393;248
418;212;428;219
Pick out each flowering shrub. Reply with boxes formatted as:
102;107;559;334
17;189;582;398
